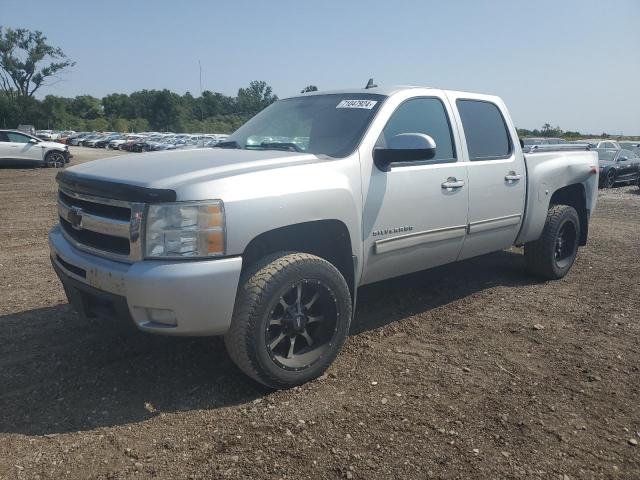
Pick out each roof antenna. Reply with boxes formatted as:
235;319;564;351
364;78;377;89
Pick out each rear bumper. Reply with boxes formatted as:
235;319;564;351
49;225;243;336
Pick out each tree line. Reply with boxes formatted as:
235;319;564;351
0;81;278;133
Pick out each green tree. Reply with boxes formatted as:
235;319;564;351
71;95;103;119
237;80;277;114
85;117;109;131
103;93;134;118
129;117;149;133
540;123;562;137
0;80;279;133
111;117;129;132
300;85;318;93
0;26;75;98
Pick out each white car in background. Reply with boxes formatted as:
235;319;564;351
580;139;620;149
108;134;145;150
36;130;56;140
0;129;69;167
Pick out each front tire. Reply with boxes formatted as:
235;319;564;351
605;170;616;188
225;252;352;389
44;151;65;168
524;205;580;280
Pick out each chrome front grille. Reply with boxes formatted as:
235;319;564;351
57;188;144;262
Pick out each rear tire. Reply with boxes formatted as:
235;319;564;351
524;205;580;280
224;252;352;389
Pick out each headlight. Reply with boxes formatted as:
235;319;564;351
145;200;225;258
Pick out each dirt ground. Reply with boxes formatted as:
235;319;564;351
0;147;639;480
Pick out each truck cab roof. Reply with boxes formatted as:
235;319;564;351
294;85;500;102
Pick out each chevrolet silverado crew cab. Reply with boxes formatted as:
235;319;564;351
49;86;598;388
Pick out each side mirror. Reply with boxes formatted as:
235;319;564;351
29;138;38;144
374;133;436;172
619;156;628;162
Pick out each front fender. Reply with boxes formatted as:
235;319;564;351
177;155;363;267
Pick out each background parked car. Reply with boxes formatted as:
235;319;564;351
79;134;104;146
17;124;36;135
108;134;144;149
68;133;93;145
523;137;567;146
618;141;640;155
583;139;620;149
0;129;69;167
15;130;231;152
35;130;57;141
597;148;640;188
93;134;123;148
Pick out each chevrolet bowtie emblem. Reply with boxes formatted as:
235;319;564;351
68;206;83;230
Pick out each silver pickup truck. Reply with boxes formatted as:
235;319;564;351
49;86;599;388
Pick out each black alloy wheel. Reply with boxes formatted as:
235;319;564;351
44;151;66;168
265;279;338;371
553;221;578;270
606;170;615;188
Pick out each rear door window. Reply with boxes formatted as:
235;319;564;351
456;100;512;161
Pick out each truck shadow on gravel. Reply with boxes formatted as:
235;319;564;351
0;250;534;436
351;249;532;334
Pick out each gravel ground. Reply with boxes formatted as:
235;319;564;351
0;147;639;479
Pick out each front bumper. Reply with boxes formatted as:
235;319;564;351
49;225;243;336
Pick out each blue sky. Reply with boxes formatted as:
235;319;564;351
3;0;639;134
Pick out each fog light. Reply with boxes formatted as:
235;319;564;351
146;308;177;326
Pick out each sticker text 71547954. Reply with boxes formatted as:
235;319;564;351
336;99;378;109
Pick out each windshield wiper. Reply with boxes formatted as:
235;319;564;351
213;140;241;149
259;142;303;152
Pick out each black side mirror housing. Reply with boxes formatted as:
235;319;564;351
374;133;437;172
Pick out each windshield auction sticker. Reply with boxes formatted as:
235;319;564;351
336;99;378;109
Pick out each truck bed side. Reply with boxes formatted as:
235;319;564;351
516;149;599;245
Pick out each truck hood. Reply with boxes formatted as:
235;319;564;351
64;148;323;190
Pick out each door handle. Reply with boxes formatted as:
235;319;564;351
441;177;465;190
505;171;522;182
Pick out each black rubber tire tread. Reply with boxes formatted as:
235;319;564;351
524;204;580;280
224;252;352;389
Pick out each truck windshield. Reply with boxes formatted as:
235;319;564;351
223;93;386;158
